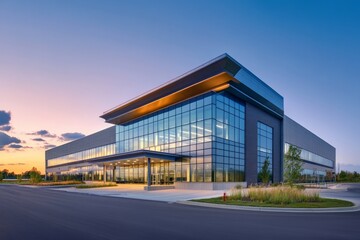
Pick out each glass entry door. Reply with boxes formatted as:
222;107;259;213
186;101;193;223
151;162;169;185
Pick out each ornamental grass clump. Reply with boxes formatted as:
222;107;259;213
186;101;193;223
229;186;320;204
247;186;320;204
228;188;243;200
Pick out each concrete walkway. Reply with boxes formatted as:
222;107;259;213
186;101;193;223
53;184;226;202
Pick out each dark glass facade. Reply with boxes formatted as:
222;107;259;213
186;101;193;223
115;92;245;182
257;122;273;181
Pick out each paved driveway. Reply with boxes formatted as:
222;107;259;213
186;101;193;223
1;184;360;240
321;183;360;206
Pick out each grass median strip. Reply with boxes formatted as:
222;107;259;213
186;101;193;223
193;186;354;208
0;180;84;186
75;183;117;189
34;181;84;186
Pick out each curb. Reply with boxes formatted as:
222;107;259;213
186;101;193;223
177;200;360;213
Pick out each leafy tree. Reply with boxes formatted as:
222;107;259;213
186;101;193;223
0;172;3;182
28;167;42;183
258;158;271;184
284;145;303;186
0;169;16;179
325;170;334;182
337;171;360;182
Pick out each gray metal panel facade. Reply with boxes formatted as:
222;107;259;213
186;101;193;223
245;103;283;184
45;126;116;160
234;68;284;110
284;116;335;162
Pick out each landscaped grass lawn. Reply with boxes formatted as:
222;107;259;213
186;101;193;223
75;183;117;189
0;180;84;186
193;197;354;208
34;181;84;186
0;181;29;184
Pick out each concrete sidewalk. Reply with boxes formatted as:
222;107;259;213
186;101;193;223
53;185;226;202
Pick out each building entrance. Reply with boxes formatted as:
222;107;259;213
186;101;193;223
114;161;174;185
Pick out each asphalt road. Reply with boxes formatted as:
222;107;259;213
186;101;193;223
1;185;359;240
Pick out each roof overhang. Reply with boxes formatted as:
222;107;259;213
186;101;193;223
100;54;241;125
101;71;238;124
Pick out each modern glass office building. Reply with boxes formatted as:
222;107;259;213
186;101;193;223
45;54;335;190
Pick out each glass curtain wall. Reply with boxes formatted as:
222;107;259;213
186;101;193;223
213;93;246;182
116;92;246;182
257;122;273;181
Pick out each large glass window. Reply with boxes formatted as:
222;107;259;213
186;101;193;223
47;143;116;167
257;122;273;182
284;143;334;168
212;93;246;182
49;92;247;183
116;92;246;183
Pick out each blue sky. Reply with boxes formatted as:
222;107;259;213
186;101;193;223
0;0;359;173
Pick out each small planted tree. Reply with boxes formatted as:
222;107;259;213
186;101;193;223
284;145;303;186
53;174;58;182
258;158;271;184
17;174;23;183
29;167;42;184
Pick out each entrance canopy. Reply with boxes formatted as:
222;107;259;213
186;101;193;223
89;150;182;166
98;150;181;188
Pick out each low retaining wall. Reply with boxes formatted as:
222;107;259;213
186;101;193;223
174;182;247;190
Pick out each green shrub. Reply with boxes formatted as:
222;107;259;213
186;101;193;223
17;174;22;183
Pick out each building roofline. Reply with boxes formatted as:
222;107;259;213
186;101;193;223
101;53;232;116
100;53;241;124
100;53;284;124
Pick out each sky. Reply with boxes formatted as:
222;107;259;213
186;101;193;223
0;0;359;174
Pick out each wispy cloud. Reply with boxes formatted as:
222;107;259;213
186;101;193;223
0;111;11;126
0;125;11;132
32;138;45;142
60;132;85;141
0;132;21;150
7;144;23;149
7;144;32;150
44;144;57;149
28;130;57;138
0;163;26;166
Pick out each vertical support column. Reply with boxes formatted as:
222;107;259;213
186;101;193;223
103;165;107;183
147;158;151;187
113;166;116;182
